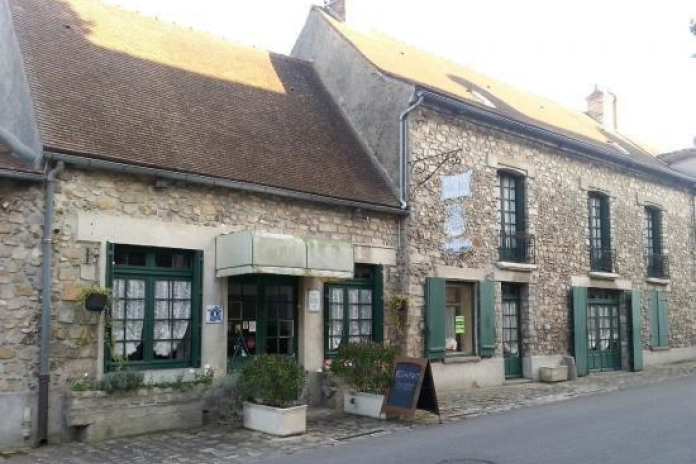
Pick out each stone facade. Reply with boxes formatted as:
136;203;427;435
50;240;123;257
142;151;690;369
402;107;695;364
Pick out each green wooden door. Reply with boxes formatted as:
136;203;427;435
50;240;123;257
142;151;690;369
227;275;298;370
587;290;621;372
502;284;522;379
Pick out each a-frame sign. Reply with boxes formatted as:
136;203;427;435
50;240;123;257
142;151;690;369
381;357;441;424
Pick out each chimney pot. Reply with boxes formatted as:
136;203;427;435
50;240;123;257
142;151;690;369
324;0;346;22
586;86;618;132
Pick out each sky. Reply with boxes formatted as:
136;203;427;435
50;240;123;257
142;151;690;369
104;0;696;153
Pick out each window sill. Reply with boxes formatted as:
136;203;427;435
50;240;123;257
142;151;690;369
646;277;670;286
496;262;537;272
588;271;620;280
444;355;481;364
650;346;670;352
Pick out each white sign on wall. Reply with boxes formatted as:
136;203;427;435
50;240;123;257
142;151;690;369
308;290;322;313
441;170;473;200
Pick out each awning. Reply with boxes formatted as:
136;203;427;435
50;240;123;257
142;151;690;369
215;231;354;278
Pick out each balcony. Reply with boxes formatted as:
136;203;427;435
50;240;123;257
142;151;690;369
646;253;669;279
590;247;615;273
499;232;535;264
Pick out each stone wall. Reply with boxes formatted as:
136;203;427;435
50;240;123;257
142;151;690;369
403;107;695;358
0;179;43;393
49;165;402;381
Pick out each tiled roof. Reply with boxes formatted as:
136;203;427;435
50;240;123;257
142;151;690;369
0;151;42;174
9;0;398;207
318;9;666;169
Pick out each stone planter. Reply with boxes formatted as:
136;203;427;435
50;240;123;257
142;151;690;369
539;366;568;383
243;402;307;436
343;391;386;419
65;385;205;442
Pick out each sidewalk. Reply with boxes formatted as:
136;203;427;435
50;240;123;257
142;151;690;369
4;361;696;464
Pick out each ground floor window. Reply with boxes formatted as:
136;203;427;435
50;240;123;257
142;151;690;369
445;282;475;355
107;244;202;370
324;265;383;357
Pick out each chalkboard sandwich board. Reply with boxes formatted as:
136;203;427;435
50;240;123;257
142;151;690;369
381;357;441;423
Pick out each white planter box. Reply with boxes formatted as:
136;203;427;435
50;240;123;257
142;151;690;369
243;402;307;436
539;366;568;383
343;391;386;419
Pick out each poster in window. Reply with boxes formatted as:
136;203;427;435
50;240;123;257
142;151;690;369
455;315;465;334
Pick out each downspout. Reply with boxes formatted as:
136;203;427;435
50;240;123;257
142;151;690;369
399;93;424;209
0;125;41;169
37;161;64;445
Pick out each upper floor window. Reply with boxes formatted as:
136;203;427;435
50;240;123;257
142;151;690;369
498;171;534;263
644;207;668;278
107;244;202;370
588;192;613;272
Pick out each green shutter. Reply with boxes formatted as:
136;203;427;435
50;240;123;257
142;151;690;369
104;242;115;372
515;176;526;232
629;290;643;372
373;265;384;343
478;281;496;358
191;250;204;367
572;286;588;377
648;290;659;347
657;291;669;348
425;277;446;360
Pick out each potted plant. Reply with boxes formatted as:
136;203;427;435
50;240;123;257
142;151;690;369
239;355;306;436
79;285;111;312
330;342;395;419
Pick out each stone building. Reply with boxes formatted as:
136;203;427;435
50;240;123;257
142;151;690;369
0;0;403;449
293;5;696;388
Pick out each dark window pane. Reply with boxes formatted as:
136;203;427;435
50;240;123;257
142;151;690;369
155;252;191;269
114;249;146;266
353;265;373;280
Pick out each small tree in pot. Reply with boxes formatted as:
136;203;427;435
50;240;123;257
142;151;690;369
239;355;306;436
330;342;395;419
79;285;111;312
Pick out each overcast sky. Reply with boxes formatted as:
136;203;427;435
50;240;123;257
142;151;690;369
105;0;696;153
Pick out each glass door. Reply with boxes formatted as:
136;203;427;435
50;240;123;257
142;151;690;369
502;283;522;378
227;275;297;370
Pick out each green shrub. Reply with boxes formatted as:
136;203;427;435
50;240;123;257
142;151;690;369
330;342;395;394
239;356;304;408
203;373;243;422
97;370;145;393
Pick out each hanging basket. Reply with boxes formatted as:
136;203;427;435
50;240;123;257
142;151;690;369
84;293;108;312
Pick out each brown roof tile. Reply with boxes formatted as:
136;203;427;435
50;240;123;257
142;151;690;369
10;0;398;207
319;9;666;169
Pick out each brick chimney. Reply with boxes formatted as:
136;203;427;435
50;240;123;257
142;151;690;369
586;86;618;132
324;0;346;22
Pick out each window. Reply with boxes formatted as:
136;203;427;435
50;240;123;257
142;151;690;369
588;192;613;272
107;244;202;370
498;171;533;263
445;283;475;355
644;207;667;278
324;265;383;357
425;278;496;360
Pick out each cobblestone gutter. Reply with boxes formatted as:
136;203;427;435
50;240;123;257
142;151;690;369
3;361;696;463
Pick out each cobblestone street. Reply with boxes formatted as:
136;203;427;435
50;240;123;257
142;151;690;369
4;361;696;464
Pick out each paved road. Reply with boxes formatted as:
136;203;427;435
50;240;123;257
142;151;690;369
274;375;696;464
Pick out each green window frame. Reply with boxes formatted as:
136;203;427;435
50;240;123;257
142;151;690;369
588;192;612;272
498;171;529;263
644;207;666;278
425;277;496;360
106;244;203;371
324;265;383;358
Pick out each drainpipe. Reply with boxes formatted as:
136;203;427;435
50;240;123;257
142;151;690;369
37;161;64;445
0;125;41;169
399;93;424;209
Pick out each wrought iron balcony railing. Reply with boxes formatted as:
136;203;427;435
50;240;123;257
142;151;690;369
646;253;669;279
499;232;536;264
590;247;615;273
